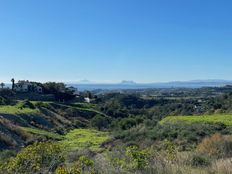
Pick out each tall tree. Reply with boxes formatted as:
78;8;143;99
11;78;15;90
0;82;5;89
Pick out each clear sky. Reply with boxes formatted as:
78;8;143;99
0;0;232;83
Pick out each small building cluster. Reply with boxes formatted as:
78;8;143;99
2;79;82;102
14;80;43;93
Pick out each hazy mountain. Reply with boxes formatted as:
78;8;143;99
77;80;93;84
120;80;137;85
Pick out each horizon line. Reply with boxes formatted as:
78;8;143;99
2;79;232;85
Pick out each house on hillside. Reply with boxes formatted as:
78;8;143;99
14;80;43;93
84;97;90;103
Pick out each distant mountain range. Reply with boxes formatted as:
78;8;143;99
5;79;232;91
120;80;137;85
68;79;232;91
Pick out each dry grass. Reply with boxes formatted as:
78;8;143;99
197;133;223;156
211;158;232;174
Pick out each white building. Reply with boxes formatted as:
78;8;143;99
84;97;90;103
14;80;43;93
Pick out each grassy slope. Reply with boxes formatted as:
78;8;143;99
57;102;109;118
60;129;110;152
0;100;110;149
160;114;232;126
21;127;110;152
20;127;64;140
0;105;39;115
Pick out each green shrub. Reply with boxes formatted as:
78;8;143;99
70;155;95;174
74;120;88;128
125;146;149;170
191;154;210;167
55;166;69;174
90;114;110;130
17;100;35;109
0;96;7;105
119;118;137;130
2;142;64;174
150;122;232;149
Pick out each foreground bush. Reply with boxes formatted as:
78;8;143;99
197;133;232;158
190;154;210;167
55;155;95;174
0;142;64;174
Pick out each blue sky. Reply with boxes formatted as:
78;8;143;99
0;0;232;83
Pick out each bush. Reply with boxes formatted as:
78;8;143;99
0;96;7;105
197;133;223;157
90;114;110;130
17;100;35;109
197;133;232;158
55;166;69;174
0;89;15;98
119;118;137;130
1;142;64;174
125;145;149;170
150;122;232;150
191;154;210;167
70;155;95;174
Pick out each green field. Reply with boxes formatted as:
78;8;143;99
0;105;39;115
60;129;110;152
160;114;232;126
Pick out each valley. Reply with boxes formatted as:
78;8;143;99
1;84;232;173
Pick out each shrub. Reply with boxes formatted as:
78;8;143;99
0;89;15;98
125;145;149;170
150;122;232;150
197;133;232;159
74;120;88;128
197;133;223;157
71;155;95;174
0;96;7;105
119;118;137;130
191;154;210;167
90;114;110;130
159;140;177;161
55;166;69;174
17;100;35;109
3;142;64;174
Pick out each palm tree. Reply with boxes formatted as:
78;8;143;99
11;78;15;90
0;82;5;89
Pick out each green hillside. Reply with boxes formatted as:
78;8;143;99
160;114;232;126
0;100;108;149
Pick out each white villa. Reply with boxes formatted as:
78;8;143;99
14;80;43;93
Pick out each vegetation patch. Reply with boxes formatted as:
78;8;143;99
20;127;63;140
0;105;38;115
60;129;110;152
160;114;232;126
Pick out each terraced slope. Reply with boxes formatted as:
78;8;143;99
0;100;108;149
